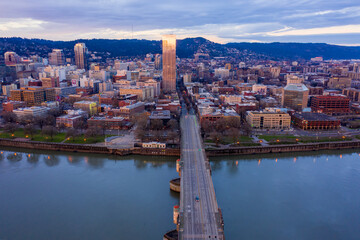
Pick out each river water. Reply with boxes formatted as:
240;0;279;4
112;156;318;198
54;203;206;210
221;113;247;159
1;148;360;240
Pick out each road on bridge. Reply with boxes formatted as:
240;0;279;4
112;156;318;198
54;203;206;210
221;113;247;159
179;106;224;240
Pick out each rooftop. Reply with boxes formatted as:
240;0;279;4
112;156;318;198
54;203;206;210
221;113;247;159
293;112;337;121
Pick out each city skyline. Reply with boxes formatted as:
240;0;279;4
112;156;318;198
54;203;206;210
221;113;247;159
0;0;360;45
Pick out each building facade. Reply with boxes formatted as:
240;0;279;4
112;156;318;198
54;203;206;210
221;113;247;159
246;110;291;129
74;43;88;70
282;84;309;111
291;112;340;130
311;95;350;114
162;35;176;92
48;49;65;66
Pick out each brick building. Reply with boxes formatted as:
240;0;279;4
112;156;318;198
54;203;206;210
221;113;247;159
311;95;350;114
291;112;340;130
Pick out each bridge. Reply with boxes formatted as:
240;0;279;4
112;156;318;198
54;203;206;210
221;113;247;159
176;106;225;240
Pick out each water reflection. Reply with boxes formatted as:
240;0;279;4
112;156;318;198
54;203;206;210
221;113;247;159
85;156;105;169
7;153;22;162
43;155;60;167
27;154;40;164
67;155;82;165
226;160;239;174
211;161;222;171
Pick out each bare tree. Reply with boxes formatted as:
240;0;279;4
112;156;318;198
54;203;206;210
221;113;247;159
34;116;47;130
74;120;87;130
66;128;80;142
135;128;146;141
150;119;164;130
45;114;56;126
226;117;241;129
215;118;227;133
167;119;179;130
42;125;58;140
4;123;18;135
242;122;252;136
168;131;178;143
201;119;213;136
1;112;17;123
85;126;99;138
209;131;222;146
24;124;36;139
153;130;162;141
227;128;241;143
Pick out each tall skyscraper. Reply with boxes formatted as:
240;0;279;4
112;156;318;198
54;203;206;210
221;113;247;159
74;43;88;70
48;49;65;66
162;35;176;92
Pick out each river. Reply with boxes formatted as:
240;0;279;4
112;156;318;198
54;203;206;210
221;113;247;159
1;148;360;239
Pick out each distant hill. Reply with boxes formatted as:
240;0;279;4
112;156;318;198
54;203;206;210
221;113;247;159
0;37;359;60
225;42;360;60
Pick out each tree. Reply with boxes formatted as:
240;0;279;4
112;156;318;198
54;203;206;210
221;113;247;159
98;121;107;136
42;125;58;140
45;114;56;126
48;108;62;118
215;118;227;133
131;112;148;130
167;119;179;130
1;112;17;123
85;126;99;138
34;116;47;130
227;128;241;144
242;122;252;136
201;119;213;135
153;130;162;141
209;131;222;146
168;131;178;143
150;119;164;130
226;117;241;129
74;120;87;130
135;128;146;141
66;128;79;142
4;123;18;135
57;123;66;132
24;124;36;139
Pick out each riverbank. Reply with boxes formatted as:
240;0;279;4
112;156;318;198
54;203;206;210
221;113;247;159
1;138;360;157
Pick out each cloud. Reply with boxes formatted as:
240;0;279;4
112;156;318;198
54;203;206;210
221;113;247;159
0;0;359;44
0;18;46;31
267;25;360;36
284;6;360;19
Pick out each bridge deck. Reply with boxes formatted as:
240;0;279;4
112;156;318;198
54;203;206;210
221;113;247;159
179;111;224;240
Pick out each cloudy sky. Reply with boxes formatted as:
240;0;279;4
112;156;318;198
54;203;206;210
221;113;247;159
1;0;360;45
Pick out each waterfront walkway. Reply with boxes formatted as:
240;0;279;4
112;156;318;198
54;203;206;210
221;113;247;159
178;108;224;240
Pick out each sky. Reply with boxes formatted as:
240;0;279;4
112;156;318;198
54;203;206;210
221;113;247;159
0;0;360;45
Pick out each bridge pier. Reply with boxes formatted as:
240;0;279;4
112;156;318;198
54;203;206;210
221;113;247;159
170;178;181;193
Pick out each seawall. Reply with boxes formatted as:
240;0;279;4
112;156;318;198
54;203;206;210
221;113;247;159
205;141;360;156
0;139;180;156
1;138;360;157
